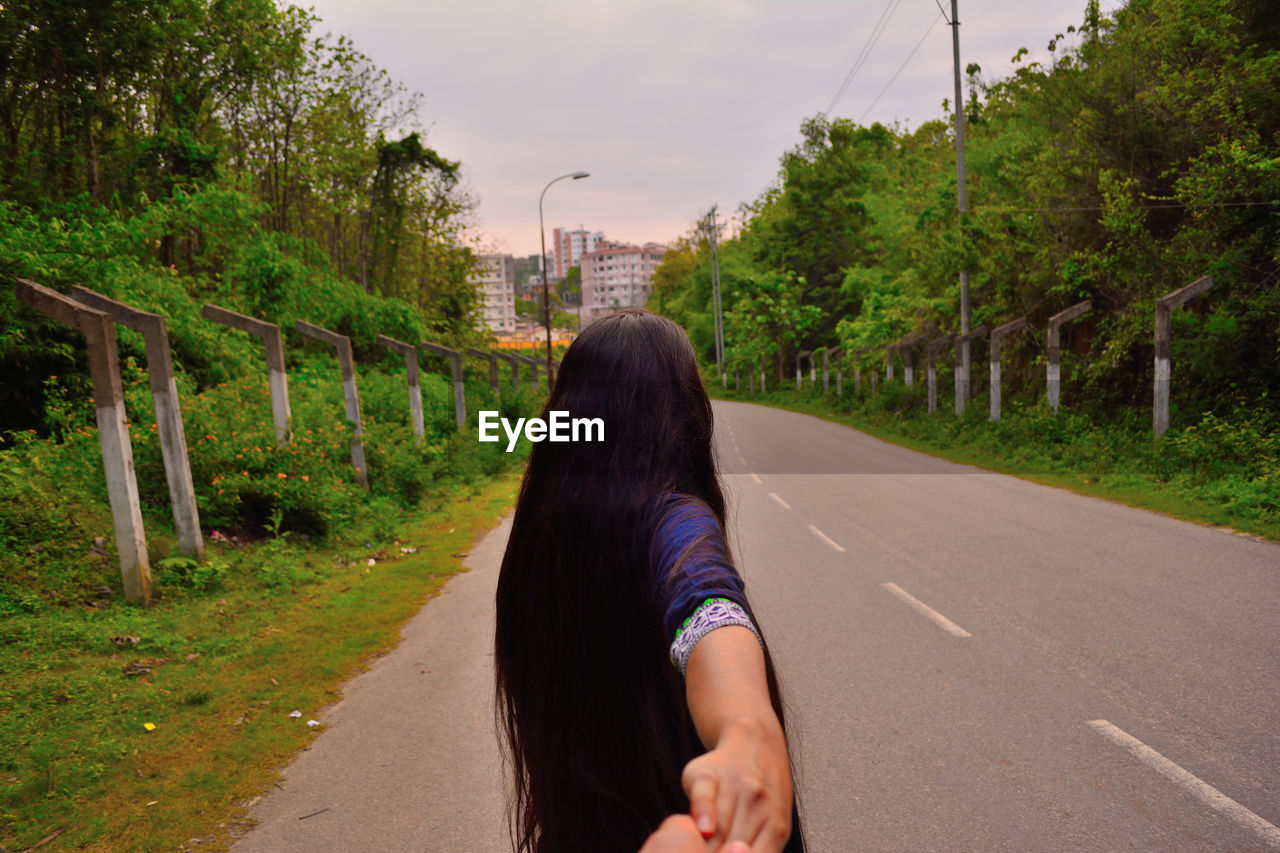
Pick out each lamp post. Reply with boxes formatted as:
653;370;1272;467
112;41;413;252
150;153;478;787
539;171;590;387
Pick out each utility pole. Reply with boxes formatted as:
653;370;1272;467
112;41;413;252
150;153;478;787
707;205;725;373
950;0;973;400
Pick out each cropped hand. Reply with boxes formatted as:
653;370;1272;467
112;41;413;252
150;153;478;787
681;716;792;853
639;815;752;853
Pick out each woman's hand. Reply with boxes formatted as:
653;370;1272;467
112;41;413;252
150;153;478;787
681;716;792;852
639;814;751;853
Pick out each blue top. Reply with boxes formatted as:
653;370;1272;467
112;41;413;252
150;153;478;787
650;494;751;644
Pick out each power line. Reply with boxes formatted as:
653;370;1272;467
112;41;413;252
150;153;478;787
825;0;904;116
859;11;945;124
932;0;951;23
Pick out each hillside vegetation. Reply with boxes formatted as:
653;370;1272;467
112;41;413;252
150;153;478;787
0;4;537;847
653;0;1279;425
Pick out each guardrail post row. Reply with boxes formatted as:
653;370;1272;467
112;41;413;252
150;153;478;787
201;304;292;446
1154;276;1214;436
70;287;203;560
298;321;368;488
954;326;987;417
467;347;500;396
989;317;1028;422
421;341;467;428
926;333;955;415
1046;300;1092;414
378;335;425;445
16;280;152;604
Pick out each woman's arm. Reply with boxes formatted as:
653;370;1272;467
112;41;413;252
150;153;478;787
681;625;793;853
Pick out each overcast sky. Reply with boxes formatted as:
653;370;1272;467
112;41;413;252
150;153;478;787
304;0;1115;257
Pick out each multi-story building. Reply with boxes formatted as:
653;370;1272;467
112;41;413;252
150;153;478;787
553;227;604;278
579;242;666;327
474;253;516;334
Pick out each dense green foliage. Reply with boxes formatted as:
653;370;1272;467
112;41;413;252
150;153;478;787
654;0;1280;425
1;0;484;439
0;0;546;611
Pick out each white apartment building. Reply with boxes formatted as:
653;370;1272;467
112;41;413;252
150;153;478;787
474;253;516;334
553;227;605;278
579;242;666;327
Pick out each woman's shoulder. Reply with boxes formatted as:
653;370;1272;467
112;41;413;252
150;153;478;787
652;492;720;539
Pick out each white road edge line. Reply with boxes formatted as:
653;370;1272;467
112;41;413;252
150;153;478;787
880;583;972;638
768;492;791;510
808;525;846;553
1087;720;1280;848
750;472;763;485
738;455;747;465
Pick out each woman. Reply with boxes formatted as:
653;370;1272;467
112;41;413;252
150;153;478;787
495;309;804;852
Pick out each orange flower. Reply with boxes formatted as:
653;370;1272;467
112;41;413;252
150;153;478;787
302;475;310;482
277;472;287;479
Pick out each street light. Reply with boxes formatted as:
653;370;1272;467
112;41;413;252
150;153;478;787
539;171;590;387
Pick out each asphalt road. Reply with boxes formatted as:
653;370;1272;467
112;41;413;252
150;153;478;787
234;399;1280;851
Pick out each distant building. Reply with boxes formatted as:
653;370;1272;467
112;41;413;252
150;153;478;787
580;241;666;327
474;253;516;334
553;227;604;278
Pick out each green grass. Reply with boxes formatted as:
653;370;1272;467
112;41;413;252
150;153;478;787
0;470;521;852
711;375;1280;543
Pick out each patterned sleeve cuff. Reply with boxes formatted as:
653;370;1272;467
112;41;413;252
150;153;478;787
669;597;763;677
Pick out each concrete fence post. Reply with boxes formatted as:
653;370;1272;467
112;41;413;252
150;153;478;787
735;371;740;391
926;333;955;415
852;345;876;392
421;342;466;428
297;321;368;488
69;287;204;561
989;317;1028;422
1155;276;1214;436
16;280;152;604
760;366;766;393
749;371;755;394
1046;300;1092;414
795;351;812;389
495;351;520;390
202;304;292;446
466;347;500;396
514;354;541;389
823;347;841;394
885;345;895;382
378;335;425;445
954;326;987;417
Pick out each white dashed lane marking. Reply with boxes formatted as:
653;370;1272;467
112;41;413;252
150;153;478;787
1087;720;1280;848
880;583;972;638
808;525;846;553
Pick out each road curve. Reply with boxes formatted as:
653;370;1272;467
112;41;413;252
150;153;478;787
234;399;1280;851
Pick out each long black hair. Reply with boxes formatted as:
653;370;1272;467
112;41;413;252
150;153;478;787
494;309;798;853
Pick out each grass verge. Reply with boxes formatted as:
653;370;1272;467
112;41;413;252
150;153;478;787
0;470;520;852
710;380;1280;544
